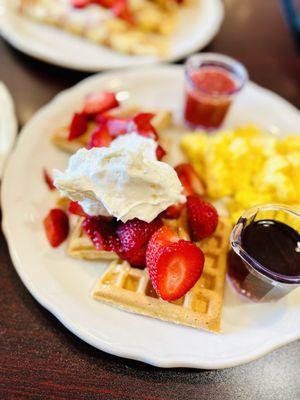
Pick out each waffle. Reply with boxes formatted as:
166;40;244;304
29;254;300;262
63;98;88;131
14;0;180;56
92;214;232;332
51;107;172;154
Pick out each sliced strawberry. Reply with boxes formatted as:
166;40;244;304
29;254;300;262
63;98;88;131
186;195;219;241
95;0;115;7
116;217;162;262
175;163;205;196
82;216;121;252
147;225;179;254
104;224;123;254
162;203;184;220
146;226;179;274
44;209;69;248
161;163;205;220
82;217;105;250
94;112;111;124
133;113;158;141
83;92;119;116
68;112;88;141
43;169;56;191
111;0;134;23
156;145;166;160
146;227;204;301
71;0;133;20
68;201;88;217
87;124;112;148
106;117;131;137
71;0;91;7
163;164;204;219
149;241;204;301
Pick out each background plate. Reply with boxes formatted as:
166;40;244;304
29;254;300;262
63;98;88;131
2;66;300;369
0;81;17;178
0;0;224;71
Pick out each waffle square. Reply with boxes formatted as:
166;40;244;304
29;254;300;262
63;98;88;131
92;216;231;332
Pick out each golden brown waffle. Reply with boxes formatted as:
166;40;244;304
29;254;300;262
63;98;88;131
14;0;179;55
51;107;172;154
92;215;232;332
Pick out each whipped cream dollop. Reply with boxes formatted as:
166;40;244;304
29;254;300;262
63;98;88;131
53;133;185;223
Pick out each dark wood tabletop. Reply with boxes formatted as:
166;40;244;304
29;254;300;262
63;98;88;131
0;0;300;399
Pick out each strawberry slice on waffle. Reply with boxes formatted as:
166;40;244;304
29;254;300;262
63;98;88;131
146;226;205;301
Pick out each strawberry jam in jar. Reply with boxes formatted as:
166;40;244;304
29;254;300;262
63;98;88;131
184;53;248;130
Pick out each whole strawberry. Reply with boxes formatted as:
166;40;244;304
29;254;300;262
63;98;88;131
186;195;218;241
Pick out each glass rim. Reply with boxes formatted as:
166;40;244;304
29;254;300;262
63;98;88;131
185;52;249;97
230;204;300;285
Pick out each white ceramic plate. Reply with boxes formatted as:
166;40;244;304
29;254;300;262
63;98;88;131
2;66;300;369
0;82;17;178
0;0;224;71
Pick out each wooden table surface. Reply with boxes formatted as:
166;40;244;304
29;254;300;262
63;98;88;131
0;0;300;399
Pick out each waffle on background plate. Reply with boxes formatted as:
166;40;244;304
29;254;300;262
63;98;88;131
14;0;191;56
68;210;231;332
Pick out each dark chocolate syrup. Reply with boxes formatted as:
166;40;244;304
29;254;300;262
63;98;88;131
242;220;300;276
228;219;300;301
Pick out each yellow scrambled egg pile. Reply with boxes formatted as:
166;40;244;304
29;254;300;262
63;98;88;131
181;125;300;222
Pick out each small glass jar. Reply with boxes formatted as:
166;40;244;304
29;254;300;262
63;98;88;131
228;204;300;302
184;53;248;130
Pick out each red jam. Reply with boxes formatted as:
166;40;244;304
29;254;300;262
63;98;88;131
184;67;237;129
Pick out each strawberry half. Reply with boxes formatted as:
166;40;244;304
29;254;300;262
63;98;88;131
133;113;158;141
87;124;112;148
44;209;69;248
175;163;205;196
96;0;115;7
68;201;88;217
106;117;131;137
71;0;91;7
156;145;166;160
186;195;219;241
116;217;163;268
83;92;119;116
111;0;134;23
71;0;134;23
68;112;88;141
43;169;56;191
146;226;204;301
82;216;121;253
146;226;179;266
117;218;163;254
163;163;204;220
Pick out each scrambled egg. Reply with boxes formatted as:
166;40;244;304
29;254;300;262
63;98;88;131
181;125;300;222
